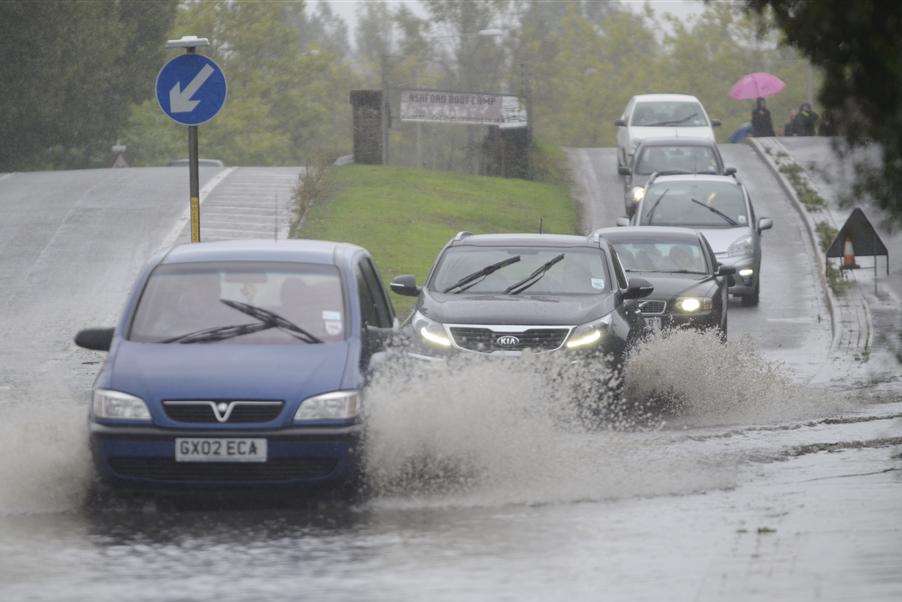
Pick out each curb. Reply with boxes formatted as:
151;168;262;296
748;137;873;354
748;137;839;348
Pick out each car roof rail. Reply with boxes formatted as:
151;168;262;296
453;231;473;241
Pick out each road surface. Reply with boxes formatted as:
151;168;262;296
0;156;899;602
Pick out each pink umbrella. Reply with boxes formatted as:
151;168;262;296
729;72;786;100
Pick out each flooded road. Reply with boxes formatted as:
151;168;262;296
1;393;900;601
1;159;900;600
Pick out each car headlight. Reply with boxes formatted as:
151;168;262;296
92;389;151;421
726;234;753;257
630;186;645;203
675;297;712;313
294;390;360;422
738;268;754;278
566;313;612;349
412;311;451;348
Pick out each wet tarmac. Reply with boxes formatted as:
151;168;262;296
1;156;900;601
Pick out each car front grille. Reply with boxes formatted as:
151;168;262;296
638;300;666;315
108;457;337;482
162;401;284;424
449;327;569;352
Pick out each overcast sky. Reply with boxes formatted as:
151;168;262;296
324;0;705;42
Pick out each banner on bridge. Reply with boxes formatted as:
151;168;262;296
399;90;527;129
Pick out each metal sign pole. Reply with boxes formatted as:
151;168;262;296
158;35;226;245
185;44;201;243
188;124;200;242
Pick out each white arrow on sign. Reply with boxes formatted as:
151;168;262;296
169;64;214;113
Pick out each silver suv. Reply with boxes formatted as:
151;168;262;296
619;174;772;306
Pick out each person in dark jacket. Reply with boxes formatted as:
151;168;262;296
783;110;796;136
791;102;819;136
750;97;775;137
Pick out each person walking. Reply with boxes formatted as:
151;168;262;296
791;102;819;136
750;97;775;137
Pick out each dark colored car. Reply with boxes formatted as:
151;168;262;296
619;173;773;306
388;232;653;365
74;239;397;491
593;226;735;339
617;138;731;217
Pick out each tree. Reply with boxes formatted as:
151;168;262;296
746;0;902;223
0;0;177;170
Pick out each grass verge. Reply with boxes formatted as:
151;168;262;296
292;164;579;317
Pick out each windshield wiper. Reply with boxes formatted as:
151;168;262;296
442;255;521;294
644;113;699;127
663;269;708;275
688;197;738;226
504;254;565;295
220;299;323;343
162;322;274;344
643;187;669;225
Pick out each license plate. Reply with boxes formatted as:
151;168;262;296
643;317;662;331
175;438;267;463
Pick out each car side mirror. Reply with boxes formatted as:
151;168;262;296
390;274;420;297
758;217;773;232
724;166;737;176
614;118;626;127
617;165;630;176
616;217;631;227
717;265;736;276
711;119;722;127
75;327;114;351
623;277;653;300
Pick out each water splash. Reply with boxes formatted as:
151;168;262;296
623;328;844;425
362;351;734;507
0;400;92;515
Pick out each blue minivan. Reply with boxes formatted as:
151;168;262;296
75;240;397;490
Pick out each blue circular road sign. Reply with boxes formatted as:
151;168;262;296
155;54;227;126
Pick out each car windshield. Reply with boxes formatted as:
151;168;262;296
631;101;709;127
640;181;748;227
129;261;346;344
614;241;709;274
430;247;610;295
635;145;720;175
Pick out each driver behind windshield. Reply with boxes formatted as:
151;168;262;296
636;147;718;174
615;242;707;275
640;182;747;227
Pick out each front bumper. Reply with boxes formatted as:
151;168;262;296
640;311;720;334
90;422;362;490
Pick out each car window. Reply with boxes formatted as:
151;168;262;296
430;246;610;295
631;101;709;127
635;145;720;175
359;258;392;327
129;262;346;344
614;241;709;275
640;181;748;227
610;250;629;289
356;266;380;327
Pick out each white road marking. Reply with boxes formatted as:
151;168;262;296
157;167;237;251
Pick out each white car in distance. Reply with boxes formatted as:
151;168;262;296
615;94;720;169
